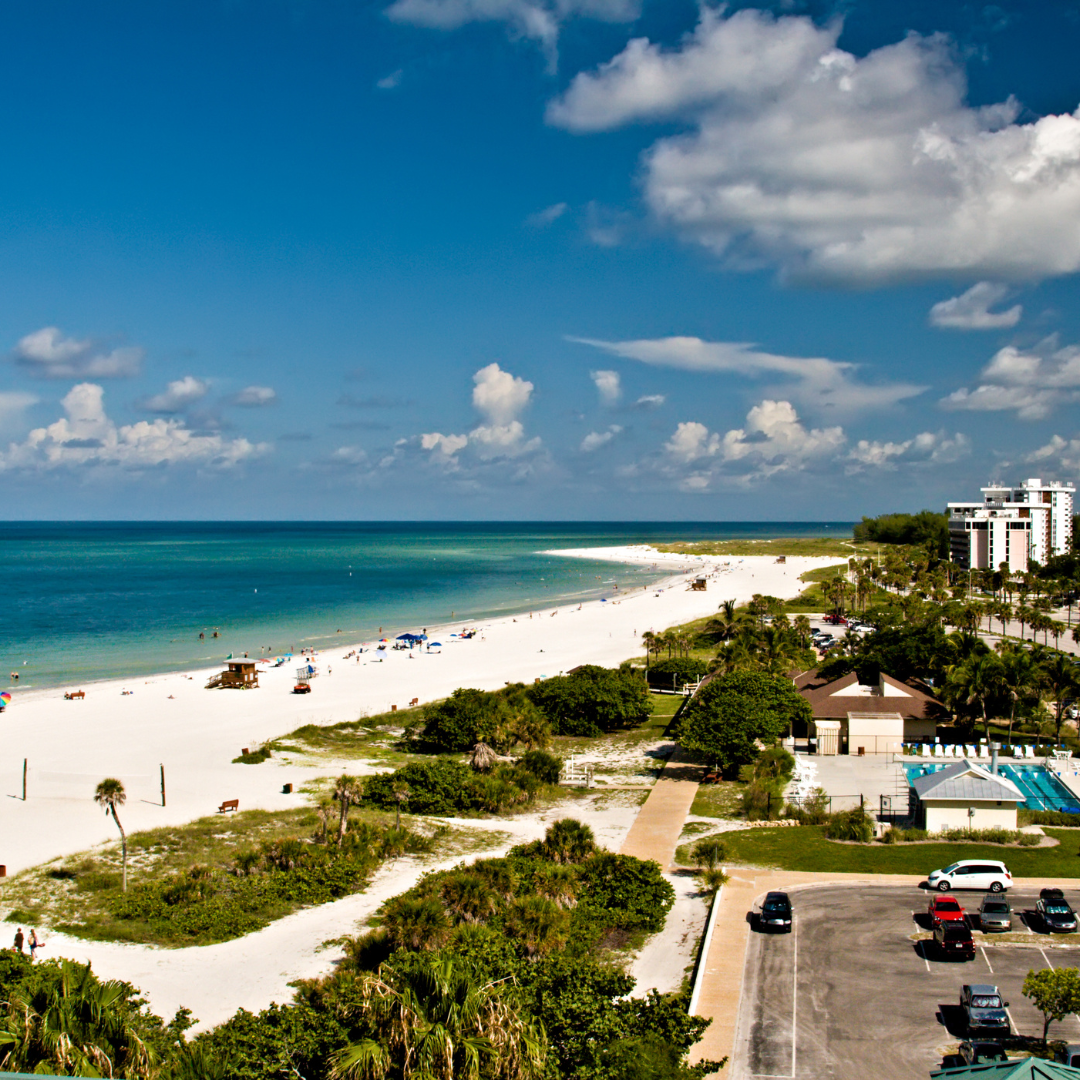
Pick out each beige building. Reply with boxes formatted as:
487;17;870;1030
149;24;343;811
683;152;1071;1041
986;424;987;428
911;759;1022;832
796;670;945;755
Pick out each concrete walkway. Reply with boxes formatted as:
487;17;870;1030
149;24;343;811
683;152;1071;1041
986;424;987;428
618;747;706;867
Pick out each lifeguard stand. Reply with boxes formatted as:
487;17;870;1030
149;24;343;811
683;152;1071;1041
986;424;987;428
205;659;259;690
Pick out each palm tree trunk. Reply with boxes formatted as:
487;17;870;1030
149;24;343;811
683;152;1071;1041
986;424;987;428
112;807;128;892
338;796;348;846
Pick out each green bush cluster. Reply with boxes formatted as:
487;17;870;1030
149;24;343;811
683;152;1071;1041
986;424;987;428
739;746;795;820
364;755;557;817
232;745;271;765
825;806;875;843
1022;809;1080;828
106;822;433;945
529;664;651;737
645;657;708;689
880;825;1039;845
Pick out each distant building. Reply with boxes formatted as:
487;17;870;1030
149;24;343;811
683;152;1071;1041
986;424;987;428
948;477;1075;570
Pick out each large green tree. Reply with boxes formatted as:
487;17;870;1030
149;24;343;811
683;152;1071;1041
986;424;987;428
528;665;650;737
678;672;811;774
1023;966;1080;1044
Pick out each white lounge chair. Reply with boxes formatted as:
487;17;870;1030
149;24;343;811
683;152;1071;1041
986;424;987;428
965;744;977;758
1025;745;1035;759
1013;745;1023;757
977;745;990;759
933;744;944;758
920;744;931;758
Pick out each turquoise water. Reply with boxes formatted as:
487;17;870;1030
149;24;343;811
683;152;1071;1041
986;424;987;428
903;760;1080;812
0;520;849;690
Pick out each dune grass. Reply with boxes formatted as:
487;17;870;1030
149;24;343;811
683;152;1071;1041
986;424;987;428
653;537;867;559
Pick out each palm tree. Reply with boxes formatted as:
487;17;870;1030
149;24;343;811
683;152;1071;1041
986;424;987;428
333;774;364;847
94;778;129;892
440;872;498;925
996;603;1013;638
539;818;596;864
391;783;410;829
946;653;1007;743
997;645;1041;748
330;957;544;1080
1039;651;1080;746
382;896;452;952
505;895;569;958
0;960;154;1078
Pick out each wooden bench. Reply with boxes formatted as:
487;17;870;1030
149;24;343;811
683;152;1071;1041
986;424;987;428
64;690;85;700
217;799;239;814
409;698;419;707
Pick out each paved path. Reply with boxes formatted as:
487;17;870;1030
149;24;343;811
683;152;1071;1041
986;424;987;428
618;747;705;867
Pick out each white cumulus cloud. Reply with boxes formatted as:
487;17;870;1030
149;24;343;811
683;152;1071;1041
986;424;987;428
548;8;1080;283
847;430;971;472
941;338;1080;419
1024;434;1080;474
0;384;266;473
13;326;143;378
590;369;621;405
0;391;38;422
144;376;209;413
576;335;924;415
929;282;1022;329
581;424;622;451
526;202;568;227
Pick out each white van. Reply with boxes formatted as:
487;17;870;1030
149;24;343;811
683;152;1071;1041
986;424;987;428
927;860;1012;893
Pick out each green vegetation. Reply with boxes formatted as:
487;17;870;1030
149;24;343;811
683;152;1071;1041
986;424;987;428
738;746;795;820
414;685;549;753
1024;966;1080;1044
853;509;949;557
1022;809;1080;827
653;536;859;558
364;755;559;817
881;825;1039;846
716;824;1080;875
678;672;811;775
233;745;272;764
645;657;708;690
529;665;651;737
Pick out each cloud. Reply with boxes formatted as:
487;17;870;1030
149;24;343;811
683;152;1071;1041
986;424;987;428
143;376;209;413
576;335;924;415
581;424;622;451
0;384;266;473
0;391;38;422
377;69;403;90
526;202;568;227
385;0;639;62
940;337;1080;418
1023;434;1080;474
632;393;665;409
418;362;542;466
657;400;844;489
929;282;1022;329
233;385;277;407
846;429;971;471
548;8;1080;283
590;369;621;405
13;326;143;378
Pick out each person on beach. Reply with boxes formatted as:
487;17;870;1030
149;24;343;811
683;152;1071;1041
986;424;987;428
29;929;40;959
13;928;23;953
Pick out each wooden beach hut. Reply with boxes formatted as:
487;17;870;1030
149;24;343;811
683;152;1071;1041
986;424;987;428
206;659;259;690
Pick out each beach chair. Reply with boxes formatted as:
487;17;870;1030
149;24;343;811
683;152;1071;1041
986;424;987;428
933;744;944;758
1025;745;1035;759
977;745;990;760
1013;745;1023;757
965;744;976;759
920;744;931;758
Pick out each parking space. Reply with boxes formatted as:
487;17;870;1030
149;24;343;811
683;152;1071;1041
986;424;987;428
734;884;1080;1080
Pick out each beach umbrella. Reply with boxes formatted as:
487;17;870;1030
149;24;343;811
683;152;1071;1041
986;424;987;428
428;642;442;647
0;692;10;704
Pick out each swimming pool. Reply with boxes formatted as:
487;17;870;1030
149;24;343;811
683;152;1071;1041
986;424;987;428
903;761;1080;813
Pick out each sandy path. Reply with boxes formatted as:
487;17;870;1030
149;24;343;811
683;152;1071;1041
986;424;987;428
37;794;645;1031
0;549;836;876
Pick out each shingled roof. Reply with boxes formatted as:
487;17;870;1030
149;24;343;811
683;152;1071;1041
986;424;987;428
795;669;948;722
911;759;1023;804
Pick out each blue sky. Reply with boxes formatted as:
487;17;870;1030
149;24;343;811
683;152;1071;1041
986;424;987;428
1;0;1080;520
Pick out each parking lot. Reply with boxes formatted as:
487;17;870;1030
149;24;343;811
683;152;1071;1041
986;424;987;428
733;884;1080;1080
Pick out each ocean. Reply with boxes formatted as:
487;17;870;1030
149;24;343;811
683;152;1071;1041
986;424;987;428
0;521;850;690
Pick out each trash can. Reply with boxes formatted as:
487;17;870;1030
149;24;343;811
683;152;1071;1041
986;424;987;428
282;783;292;795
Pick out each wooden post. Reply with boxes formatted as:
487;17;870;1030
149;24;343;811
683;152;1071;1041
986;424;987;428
22;758;27;801
160;764;166;807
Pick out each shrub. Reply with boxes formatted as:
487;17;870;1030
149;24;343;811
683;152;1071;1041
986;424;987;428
578;853;674;935
520;749;561;785
529;665;650;737
646;658;708;689
233;745;271;765
785;788;830;825
691;836;728;869
1022;809;1080;828
825;807;874;843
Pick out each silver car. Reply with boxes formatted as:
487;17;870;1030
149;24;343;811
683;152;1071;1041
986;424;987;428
979;896;1012;932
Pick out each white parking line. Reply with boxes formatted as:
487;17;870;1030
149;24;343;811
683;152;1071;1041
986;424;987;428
1041;947;1055;969
981;946;994;974
791;915;798;1078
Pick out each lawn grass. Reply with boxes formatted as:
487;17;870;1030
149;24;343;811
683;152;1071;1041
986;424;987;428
707;824;1080;876
653;537;867;558
689;780;745;819
275;708;423;766
0;806;491;946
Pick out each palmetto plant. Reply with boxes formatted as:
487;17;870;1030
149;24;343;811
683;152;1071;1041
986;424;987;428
330;957;544;1080
94;778;129;893
382;896;452;952
439;872;498;925
0;960;154;1078
539;818;596;864
504;896;569;958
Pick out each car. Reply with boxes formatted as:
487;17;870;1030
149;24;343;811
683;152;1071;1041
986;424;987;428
1055;1044;1080;1068
758;891;792;932
958;1041;1008;1065
292;682;312;694
960;985;1011;1035
934;921;975;960
1036;888;1078;932
928;896;967;927
978;896;1013;932
928;860;1012;892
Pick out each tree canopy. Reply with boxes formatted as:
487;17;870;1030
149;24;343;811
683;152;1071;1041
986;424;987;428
678;672;811;774
528;665;650;737
852;510;949;557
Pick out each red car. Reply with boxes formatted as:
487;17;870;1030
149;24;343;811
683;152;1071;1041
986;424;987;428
823;614;848;625
928;896;967;927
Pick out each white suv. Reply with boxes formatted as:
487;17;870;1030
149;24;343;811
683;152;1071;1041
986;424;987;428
928;860;1012;893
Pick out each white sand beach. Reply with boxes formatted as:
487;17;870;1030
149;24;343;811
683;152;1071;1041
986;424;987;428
0;547;837;1025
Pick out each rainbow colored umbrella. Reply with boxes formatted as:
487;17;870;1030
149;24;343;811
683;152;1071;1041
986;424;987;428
0;692;11;705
